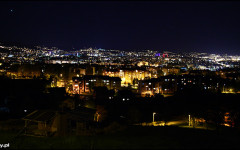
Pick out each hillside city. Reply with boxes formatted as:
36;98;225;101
1;43;240;148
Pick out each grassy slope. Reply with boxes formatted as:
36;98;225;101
1;126;240;149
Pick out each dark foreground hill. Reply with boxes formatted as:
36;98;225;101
1;125;240;149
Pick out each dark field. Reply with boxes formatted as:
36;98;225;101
1;125;240;149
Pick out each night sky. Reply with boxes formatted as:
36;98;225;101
1;1;240;54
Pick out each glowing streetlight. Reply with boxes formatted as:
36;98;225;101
96;113;100;122
153;112;156;122
189;115;191;126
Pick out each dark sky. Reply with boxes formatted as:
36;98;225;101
0;1;240;54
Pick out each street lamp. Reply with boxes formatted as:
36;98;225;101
188;115;191;126
95;113;100;122
153;112;156;122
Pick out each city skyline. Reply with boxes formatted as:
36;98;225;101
1;1;240;54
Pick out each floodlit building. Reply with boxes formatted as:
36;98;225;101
103;68;151;86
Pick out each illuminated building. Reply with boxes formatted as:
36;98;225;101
72;75;121;94
162;67;180;76
176;74;225;92
138;75;177;97
103;68;152;86
137;61;149;67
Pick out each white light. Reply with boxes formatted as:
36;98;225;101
153;112;156;122
189;115;191;126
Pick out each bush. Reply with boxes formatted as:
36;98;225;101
103;122;126;134
0;119;24;131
